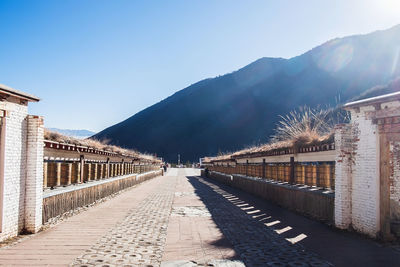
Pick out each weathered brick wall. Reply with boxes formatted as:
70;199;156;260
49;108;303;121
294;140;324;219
336;95;400;239
350;107;380;236
334;124;353;229
334;107;381;237
390;142;400;222
0;100;28;241
25;115;44;233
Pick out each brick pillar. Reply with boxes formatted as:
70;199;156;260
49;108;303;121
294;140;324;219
25;115;44;233
334;124;354;230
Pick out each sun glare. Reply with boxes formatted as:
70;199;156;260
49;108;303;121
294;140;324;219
371;0;400;15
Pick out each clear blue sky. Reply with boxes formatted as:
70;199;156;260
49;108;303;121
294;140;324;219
1;0;399;132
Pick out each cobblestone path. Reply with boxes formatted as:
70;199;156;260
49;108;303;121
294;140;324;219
187;176;333;267
1;168;399;267
71;175;177;267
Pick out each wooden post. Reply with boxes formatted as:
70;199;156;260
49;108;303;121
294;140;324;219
329;164;335;190
246;160;249;176
324;164;330;189
316;164;321;187
87;163;91;181
76;161;81;183
94;163;98;180
56;162;61;187
312;164;317;186
79;155;84;183
43;162;48;188
290;157;295;184
107;158;110;178
67;163;72;185
99;163;104;179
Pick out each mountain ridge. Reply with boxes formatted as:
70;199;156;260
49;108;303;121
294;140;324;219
48;128;96;139
94;24;400;162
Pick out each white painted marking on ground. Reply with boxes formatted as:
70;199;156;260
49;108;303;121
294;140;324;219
275;226;292;234
265;220;281;227
286;233;307;244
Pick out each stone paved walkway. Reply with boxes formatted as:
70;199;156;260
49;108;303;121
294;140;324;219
0;172;168;266
177;176;331;267
71;174;177;266
162;169;240;266
1;168;400;267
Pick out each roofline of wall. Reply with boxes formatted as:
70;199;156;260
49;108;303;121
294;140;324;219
344;91;400;109
0;84;40;102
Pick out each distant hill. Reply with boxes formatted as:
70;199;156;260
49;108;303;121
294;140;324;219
352;77;400;101
48;128;96;139
94;24;400;162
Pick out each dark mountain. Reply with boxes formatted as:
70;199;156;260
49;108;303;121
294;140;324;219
94;25;400;162
353;77;400;101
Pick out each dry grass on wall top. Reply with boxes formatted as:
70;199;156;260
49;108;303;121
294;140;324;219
207;106;348;161
270;106;347;147
44;129;160;162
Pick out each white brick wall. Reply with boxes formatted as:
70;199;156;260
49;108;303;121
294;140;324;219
0;101;28;241
350;108;380;237
335;107;381;237
0;99;44;241
334;124;353;229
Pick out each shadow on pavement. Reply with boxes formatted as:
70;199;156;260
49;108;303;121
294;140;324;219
187;175;400;267
186;175;332;267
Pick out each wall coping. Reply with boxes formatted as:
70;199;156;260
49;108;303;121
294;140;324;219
344;91;400;109
0;83;40;102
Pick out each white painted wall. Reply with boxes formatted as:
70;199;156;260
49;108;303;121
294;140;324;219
0;100;28;241
0;100;44;241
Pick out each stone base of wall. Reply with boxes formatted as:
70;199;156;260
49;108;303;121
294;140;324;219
203;170;334;224
42;170;162;223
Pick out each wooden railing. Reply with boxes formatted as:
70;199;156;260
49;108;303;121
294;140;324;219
43;160;159;189
208;161;335;190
